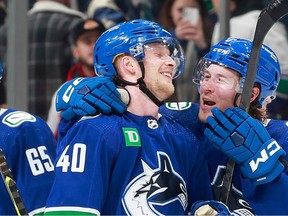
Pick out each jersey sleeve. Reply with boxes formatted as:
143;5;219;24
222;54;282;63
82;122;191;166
239;119;288;214
267;119;288;162
45;118;121;215
241;172;288;214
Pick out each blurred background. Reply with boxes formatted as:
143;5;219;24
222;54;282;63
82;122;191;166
1;0;288;120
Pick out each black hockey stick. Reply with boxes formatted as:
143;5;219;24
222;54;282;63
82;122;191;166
0;148;28;215
220;0;288;205
240;0;288;110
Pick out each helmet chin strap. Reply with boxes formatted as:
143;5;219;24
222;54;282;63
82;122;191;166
113;62;163;107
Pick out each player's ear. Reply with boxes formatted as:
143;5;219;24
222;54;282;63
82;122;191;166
122;56;135;72
114;55;139;81
250;86;260;103
121;55;137;74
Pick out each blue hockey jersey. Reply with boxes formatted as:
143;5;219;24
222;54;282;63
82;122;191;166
0;108;56;215
45;111;213;215
160;102;288;215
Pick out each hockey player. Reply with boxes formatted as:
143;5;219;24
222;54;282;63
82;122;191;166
44;19;230;215
0;63;56;215
164;39;288;215
164;38;288;214
55;37;288;214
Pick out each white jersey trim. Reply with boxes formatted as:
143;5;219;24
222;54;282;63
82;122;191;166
44;206;100;215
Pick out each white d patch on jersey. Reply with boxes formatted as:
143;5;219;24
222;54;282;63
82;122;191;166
2;111;36;127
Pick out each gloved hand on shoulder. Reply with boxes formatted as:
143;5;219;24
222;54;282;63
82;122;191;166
56;77;129;120
204;107;287;185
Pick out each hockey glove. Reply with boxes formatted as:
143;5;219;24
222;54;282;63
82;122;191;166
204;107;286;185
56;77;129;120
190;200;231;216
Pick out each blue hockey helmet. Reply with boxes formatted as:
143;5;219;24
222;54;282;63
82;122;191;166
193;37;280;107
93;19;185;79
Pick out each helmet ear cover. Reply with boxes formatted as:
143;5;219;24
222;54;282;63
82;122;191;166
192;37;280;107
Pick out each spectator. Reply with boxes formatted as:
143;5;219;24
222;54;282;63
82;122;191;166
158;0;214;102
87;0;126;29
0;0;86;120
47;18;105;138
0;63;56;215
211;0;288;119
67;19;105;79
86;0;165;29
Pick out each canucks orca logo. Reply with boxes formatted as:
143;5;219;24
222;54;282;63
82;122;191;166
165;102;192;110
122;152;188;215
2;110;36;127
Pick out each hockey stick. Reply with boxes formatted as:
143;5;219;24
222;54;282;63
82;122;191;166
240;0;288;110
0;148;28;215
220;0;288;205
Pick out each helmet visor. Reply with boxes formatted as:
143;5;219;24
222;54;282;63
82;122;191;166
130;37;185;79
192;58;242;92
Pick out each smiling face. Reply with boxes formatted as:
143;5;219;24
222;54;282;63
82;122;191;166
142;43;177;101
198;64;241;122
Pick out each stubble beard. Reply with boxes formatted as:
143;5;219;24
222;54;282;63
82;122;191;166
149;79;175;101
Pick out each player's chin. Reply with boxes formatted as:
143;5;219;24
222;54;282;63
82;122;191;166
165;84;175;97
157;83;175;101
198;109;212;123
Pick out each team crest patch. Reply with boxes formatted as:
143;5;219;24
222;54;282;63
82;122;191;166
165;102;192;110
122;152;187;215
2;111;36;127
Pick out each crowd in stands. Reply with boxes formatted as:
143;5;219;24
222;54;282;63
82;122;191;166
0;0;287;121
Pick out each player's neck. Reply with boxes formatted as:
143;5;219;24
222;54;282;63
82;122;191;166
125;85;159;118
